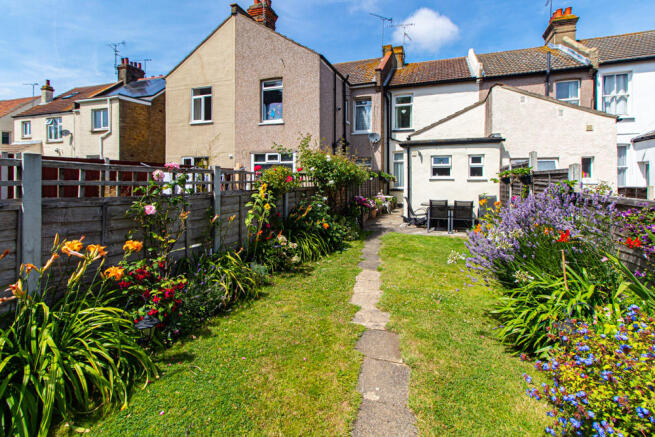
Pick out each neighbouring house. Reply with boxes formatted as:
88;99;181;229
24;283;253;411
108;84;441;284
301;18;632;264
9;60;166;162
631;129;655;198
0;96;39;147
165;1;348;171
398;84;617;215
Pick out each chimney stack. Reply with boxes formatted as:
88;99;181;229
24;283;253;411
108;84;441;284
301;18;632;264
543;6;579;45
117;57;145;85
247;0;278;31
393;46;405;68
40;79;54;105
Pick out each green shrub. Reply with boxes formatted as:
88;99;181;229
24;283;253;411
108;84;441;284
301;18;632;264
0;240;158;437
524;305;655;436
256;166;300;196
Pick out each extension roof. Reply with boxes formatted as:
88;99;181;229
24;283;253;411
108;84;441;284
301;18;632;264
14;83;118;118
0;96;38;118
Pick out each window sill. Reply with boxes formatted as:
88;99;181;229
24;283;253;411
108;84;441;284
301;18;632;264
352;131;372;135
46;140;63;144
393;128;414;133
617;116;635;122
390;187;404;191
190;120;213;125
259;120;284;126
467;178;488;182
91;128;109;133
21;136;32;140
429;177;455;181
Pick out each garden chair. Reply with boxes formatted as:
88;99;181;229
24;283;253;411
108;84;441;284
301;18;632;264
403;197;427;227
453;201;475;230
427;200;449;232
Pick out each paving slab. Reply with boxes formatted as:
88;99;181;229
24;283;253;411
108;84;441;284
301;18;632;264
350;289;383;308
353;309;390;330
357;269;381;282
355;330;402;363
352;399;417;437
357;357;410;405
358;259;381;270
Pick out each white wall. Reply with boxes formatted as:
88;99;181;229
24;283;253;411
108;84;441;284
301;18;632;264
13;113;76;157
405;142;500;215
632;138;655;189
75;99;121;159
596;61;655;187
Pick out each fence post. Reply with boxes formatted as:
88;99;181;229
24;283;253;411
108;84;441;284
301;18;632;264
568;163;582;192
528;151;538;170
212;166;222;252
0;151;7;199
21;153;42;292
283;192;289;219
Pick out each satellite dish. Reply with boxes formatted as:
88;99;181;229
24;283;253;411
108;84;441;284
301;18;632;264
61;129;71;136
368;133;381;144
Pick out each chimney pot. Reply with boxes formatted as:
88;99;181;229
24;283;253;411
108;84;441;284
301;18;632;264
117;57;145;84
564;7;572;15
544;6;578;44
553;8;563;18
247;0;278;31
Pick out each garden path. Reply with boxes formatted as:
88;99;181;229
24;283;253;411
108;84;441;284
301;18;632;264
351;213;417;436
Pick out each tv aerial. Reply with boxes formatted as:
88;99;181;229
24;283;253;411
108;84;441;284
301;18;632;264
108;41;126;73
134;58;152;74
370;13;392;47
388;22;415;45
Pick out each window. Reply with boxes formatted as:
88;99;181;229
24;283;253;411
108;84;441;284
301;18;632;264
640;162;651;186
617;145;628;187
21;121;31;138
431;156;451;178
581;157;594;179
602;73;629;116
261;80;283;122
191;87;212;122
354;98;372;133
469;155;484;178
46;117;62;141
1;132;9;145
92;108;108;130
555;80;580;105
181;156;209;168
537;159;558;171
394;95;412;129
252;152;294;171
392;152;404;188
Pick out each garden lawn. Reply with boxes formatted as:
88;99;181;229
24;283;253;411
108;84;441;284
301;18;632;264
378;234;548;436
73;242;365;436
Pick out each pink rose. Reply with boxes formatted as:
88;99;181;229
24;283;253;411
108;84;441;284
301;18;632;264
164;162;180;170
152;170;165;182
285;176;293;183
144;204;157;215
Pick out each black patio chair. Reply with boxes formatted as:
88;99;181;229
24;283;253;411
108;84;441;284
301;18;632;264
403;197;427;227
453;201;475;230
427;200;448;232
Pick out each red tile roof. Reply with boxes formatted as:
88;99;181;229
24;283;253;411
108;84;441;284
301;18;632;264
581;30;655;63
390;57;472;86
334;58;380;85
478;46;584;78
0;96;39;118
14;83;118;117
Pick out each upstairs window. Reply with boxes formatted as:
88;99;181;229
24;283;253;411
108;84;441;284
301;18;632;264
555;80;580;105
354;98;372;133
46;117;62;141
262;80;283;122
602;73;629;116
431;156;451;178
21;120;31;138
92;108;108;130
394;95;413;129
191;87;212;122
469;155;484;178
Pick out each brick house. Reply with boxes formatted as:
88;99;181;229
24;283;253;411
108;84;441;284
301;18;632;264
9;60;165;162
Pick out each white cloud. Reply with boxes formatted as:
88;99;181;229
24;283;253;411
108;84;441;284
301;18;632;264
393;8;459;54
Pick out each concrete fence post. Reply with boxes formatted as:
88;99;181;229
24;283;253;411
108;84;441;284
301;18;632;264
21;152;42;292
283;192;289;219
212;166;222;253
528;151;538;170
568;163;582;192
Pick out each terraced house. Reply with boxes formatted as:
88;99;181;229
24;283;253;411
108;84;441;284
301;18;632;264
9;60;165;162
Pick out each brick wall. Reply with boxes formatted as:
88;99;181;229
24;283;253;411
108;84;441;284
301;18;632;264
119;94;165;163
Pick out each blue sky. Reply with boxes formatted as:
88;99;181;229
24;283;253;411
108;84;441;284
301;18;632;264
1;0;654;99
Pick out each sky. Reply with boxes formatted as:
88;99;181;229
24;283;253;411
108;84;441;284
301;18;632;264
1;0;654;99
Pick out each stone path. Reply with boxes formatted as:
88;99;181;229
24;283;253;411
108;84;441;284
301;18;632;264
351;216;417;437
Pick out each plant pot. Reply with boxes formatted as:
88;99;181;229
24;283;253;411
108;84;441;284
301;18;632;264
519;174;533;184
371;208;378;218
500;176;511;184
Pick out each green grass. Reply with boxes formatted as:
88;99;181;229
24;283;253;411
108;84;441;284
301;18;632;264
378;234;548;436
71;242;365;436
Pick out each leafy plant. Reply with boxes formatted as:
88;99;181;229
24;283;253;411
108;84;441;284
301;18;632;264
256;166;300;196
0;238;158;437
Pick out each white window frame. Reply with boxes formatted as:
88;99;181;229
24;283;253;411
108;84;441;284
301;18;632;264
581;156;594;180
537;159;559;171
46;117;62;142
392;151;404;188
345;99;350;125
251;152;295;171
468;155;484;179
602;73;631;116
353;98;372;134
431;155;452;179
617;144;629;187
91;108;109;131
555;80;580;105
393;94;413;130
21;120;31;138
191;87;212;124
261;79;283;124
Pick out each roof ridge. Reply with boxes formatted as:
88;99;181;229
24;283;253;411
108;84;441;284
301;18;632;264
580;29;655;42
334;57;381;66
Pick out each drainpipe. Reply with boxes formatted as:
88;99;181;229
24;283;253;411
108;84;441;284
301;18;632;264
342;75;349;144
545;52;551;97
384;89;391;176
99;97;113;159
406;146;411;214
592;68;598;110
333;70;337;149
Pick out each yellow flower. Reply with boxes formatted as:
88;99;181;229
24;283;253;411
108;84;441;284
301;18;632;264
229;214;237;222
479;198;487;206
62;238;85;256
42;253;59;272
179;210;190;221
103;266;125;281
264;203;271;211
494;201;502;209
123;240;144;252
8;279;25;298
86;244;107;256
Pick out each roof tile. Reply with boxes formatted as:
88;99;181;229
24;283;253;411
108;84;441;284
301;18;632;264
479;46;584;77
334;58;380;85
390;57;472;86
581;30;655;63
15;83;118;117
0;96;39;118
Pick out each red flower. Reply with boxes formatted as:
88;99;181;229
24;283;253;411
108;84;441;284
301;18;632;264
164;290;175;299
285;176;293;183
625;237;643;249
152;296;161;304
148;308;159;316
254;165;262;172
297;167;303;172
556;230;571;243
265;223;271;229
118;280;130;289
